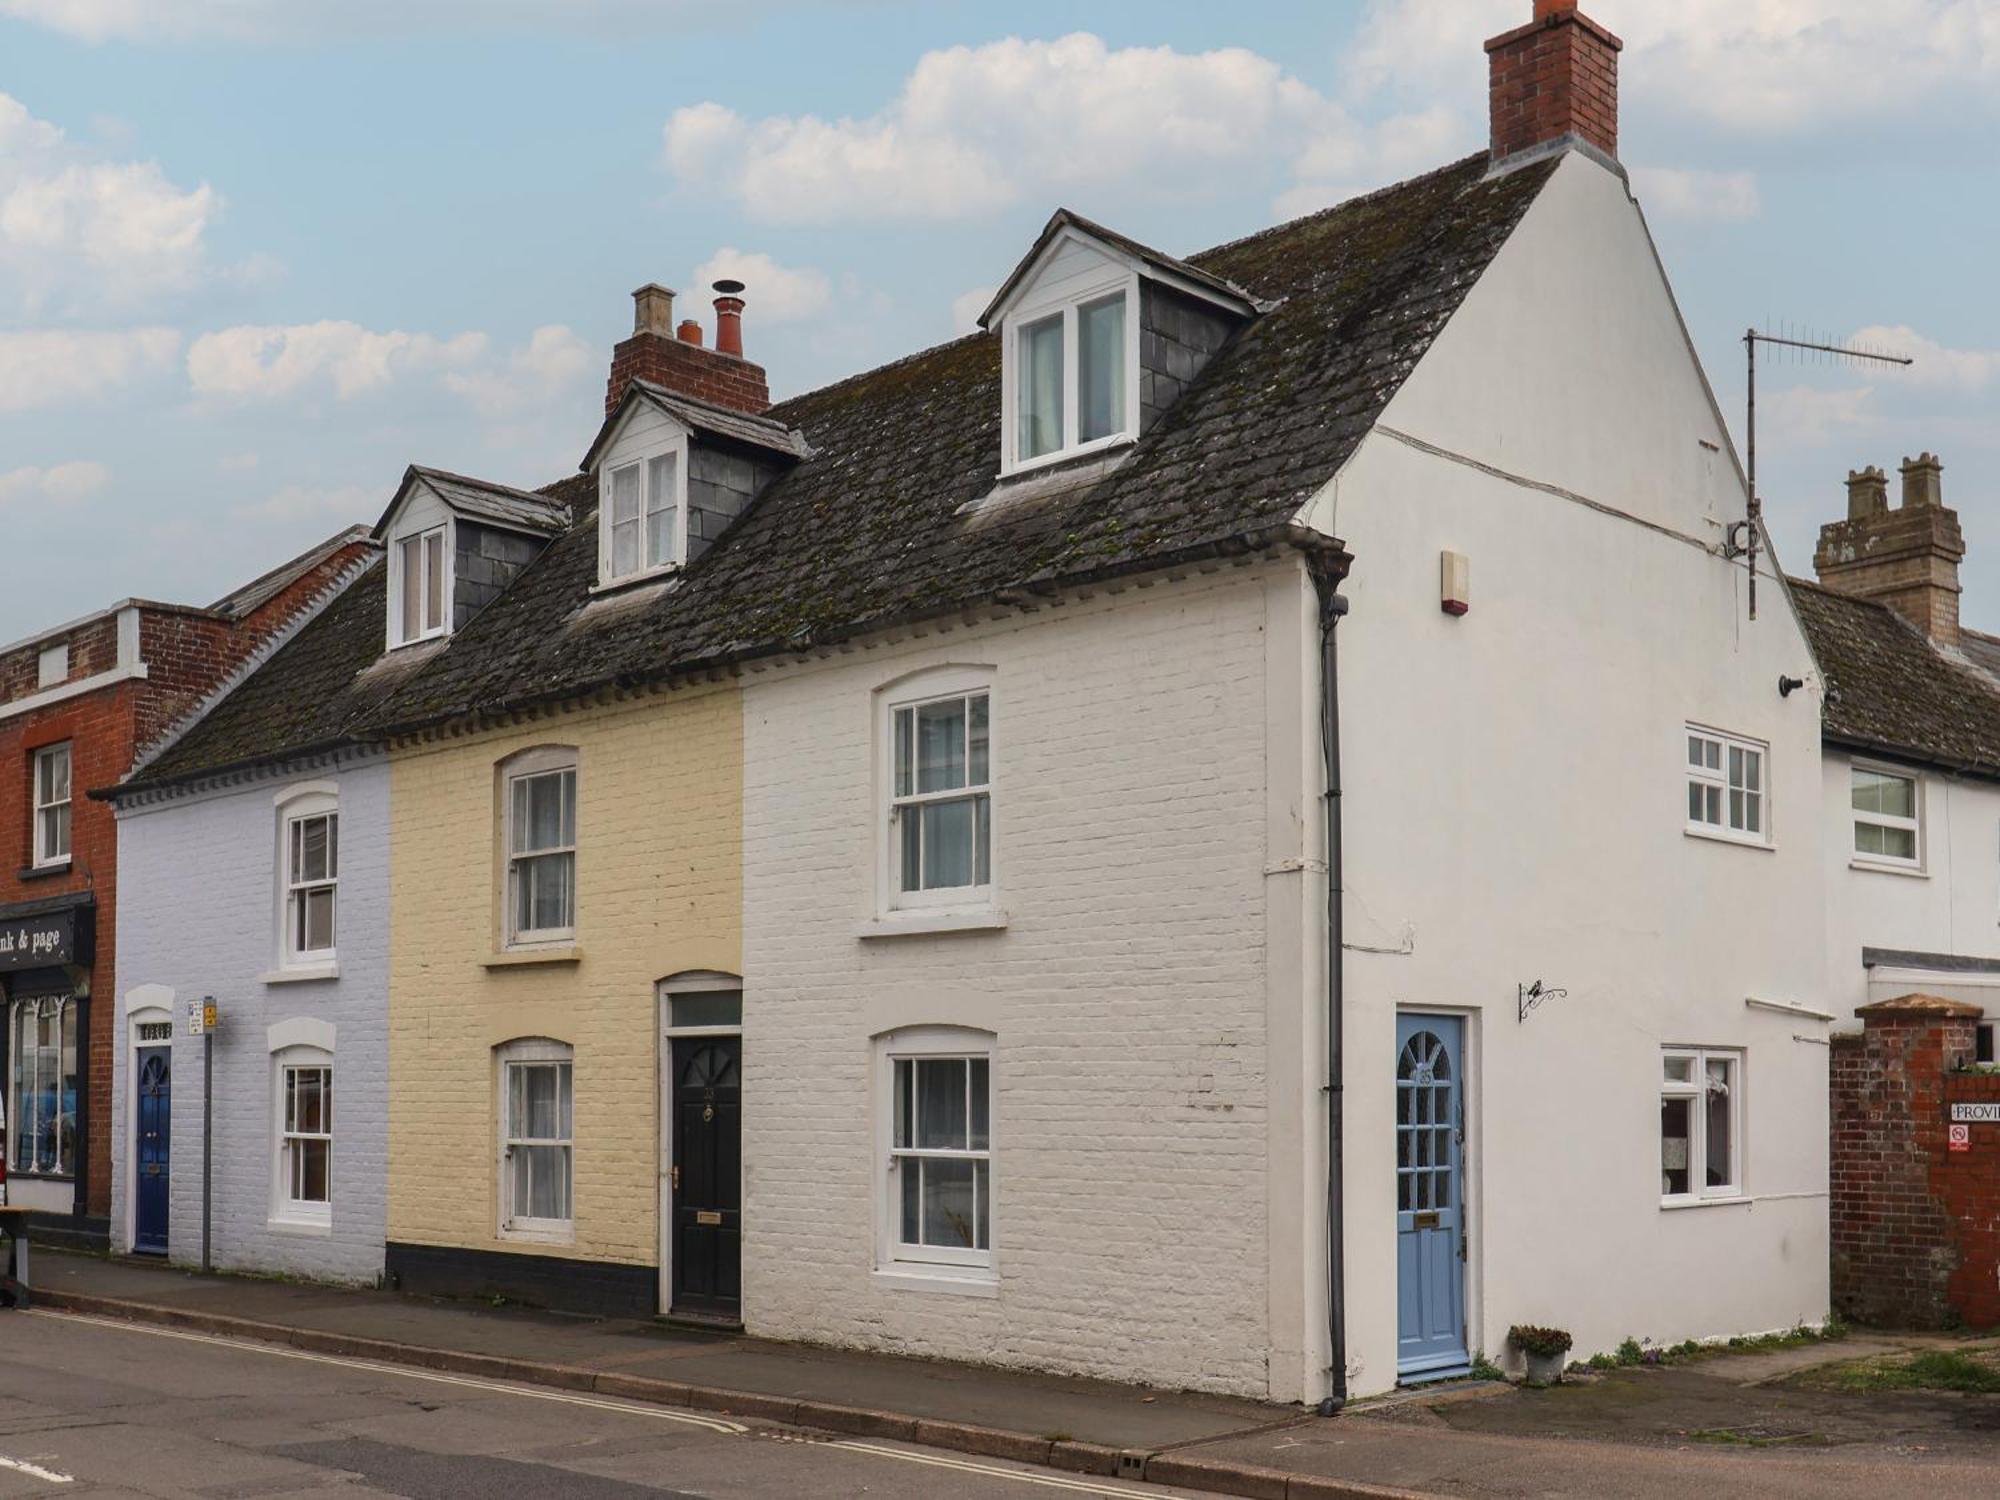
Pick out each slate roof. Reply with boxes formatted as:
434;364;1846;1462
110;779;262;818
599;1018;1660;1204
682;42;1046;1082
977;207;1258;328
374;467;572;539
582;381;813;470
1790;577;2000;781
118;149;1560;791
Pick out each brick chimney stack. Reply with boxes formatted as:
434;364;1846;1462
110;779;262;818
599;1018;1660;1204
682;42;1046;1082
604;282;769;418
1485;0;1623;166
1815;454;1966;647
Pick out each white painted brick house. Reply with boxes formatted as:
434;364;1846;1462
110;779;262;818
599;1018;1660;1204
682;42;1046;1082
735;3;1830;1403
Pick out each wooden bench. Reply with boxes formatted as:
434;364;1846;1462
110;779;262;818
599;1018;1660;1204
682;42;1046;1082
0;1206;30;1309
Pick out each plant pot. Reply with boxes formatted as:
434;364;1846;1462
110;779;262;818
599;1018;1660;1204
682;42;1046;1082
1523;1350;1566;1387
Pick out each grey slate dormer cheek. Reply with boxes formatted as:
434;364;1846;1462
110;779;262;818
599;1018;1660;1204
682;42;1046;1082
686;444;780;565
1138;280;1238;435
454;522;548;633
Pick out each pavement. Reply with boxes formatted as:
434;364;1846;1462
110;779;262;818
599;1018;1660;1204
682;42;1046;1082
14;1250;2000;1498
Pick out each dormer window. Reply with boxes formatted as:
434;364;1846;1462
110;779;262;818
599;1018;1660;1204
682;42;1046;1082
392;524;448;646
983;210;1254;481
1005;282;1136;474
602;452;683;585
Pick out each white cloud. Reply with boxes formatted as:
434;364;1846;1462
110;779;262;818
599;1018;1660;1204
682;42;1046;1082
1764;384;1877;446
1347;1;2000;134
442;324;594;419
187;320;487;401
689;249;832;324
232;483;376;523
1;0;826;42
1277;106;1467;219
1848;324;2000;392
1631;168;1762;223
951;285;998;336
218;450;260;472
0;326;181;411
0;459;111;509
665;33;1377;224
0;93;219;314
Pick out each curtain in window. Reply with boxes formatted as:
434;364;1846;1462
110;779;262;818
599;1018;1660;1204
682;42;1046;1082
892;1056;990;1251
610;464;644;577
1018;316;1063;460
1078;295;1125;442
507;1060;573;1222
510;769;576;935
645;454;678;568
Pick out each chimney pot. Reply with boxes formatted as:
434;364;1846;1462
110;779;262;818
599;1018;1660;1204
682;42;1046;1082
1485;1;1623;165
713;279;746;359
603;277;769;417
1847;466;1889;519
632;283;676;336
1901;453;1945;510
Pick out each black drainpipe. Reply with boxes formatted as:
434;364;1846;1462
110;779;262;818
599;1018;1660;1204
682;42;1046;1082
1307;553;1349;1416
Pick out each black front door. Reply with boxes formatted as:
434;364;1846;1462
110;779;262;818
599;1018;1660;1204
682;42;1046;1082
670;1036;741;1318
135;1047;171;1256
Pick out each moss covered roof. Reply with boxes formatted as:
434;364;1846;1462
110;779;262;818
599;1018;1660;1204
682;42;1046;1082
123;151;1559;791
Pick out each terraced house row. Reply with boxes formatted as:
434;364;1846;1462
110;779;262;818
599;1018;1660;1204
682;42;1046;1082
16;0;1997;1403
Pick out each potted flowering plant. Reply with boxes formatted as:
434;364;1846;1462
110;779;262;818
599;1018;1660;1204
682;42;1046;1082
1508;1325;1573;1387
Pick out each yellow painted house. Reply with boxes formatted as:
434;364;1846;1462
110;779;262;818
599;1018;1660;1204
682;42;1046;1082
384;688;742;1314
368;294;799;1317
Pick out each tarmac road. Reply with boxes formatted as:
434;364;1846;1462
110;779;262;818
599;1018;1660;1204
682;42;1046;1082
0;1310;1209;1499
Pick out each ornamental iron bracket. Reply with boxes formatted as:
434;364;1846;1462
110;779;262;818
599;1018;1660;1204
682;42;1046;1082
1518;980;1567;1024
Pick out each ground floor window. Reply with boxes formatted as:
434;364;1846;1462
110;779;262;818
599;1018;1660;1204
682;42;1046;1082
278;1063;333;1224
499;1039;573;1239
879;1028;993;1272
8;994;78;1177
1661;1048;1741;1202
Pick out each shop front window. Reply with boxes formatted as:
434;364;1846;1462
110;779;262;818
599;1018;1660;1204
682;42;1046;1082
8;995;78;1177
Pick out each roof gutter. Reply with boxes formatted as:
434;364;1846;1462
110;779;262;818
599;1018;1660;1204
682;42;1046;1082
371;520;1351;743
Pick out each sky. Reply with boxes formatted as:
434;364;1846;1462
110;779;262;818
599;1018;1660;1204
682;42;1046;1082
1;0;1997;642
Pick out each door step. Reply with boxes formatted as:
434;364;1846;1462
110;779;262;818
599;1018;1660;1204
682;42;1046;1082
658;1309;744;1335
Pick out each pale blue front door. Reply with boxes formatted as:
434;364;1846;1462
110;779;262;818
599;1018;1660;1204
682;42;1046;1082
1395;1015;1467;1379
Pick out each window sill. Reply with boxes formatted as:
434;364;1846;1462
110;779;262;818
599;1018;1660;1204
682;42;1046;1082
6;1172;75;1184
483;947;582;969
1660;1193;1751;1211
18;859;72;881
589;565;681;598
499;1224;575;1247
260;964;339;985
1000;432;1135;481
1849;858;1927;879
872;1267;999;1298
858;909;1009;940
268;1215;333;1237
1683;827;1774;852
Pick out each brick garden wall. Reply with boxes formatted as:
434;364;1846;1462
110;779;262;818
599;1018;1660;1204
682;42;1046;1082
1830;993;2000;1329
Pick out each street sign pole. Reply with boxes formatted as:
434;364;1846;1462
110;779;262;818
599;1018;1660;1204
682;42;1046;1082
188;996;218;1275
202;1022;213;1274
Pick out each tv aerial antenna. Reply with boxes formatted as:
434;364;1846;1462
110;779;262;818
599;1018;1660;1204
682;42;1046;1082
1739;327;1911;619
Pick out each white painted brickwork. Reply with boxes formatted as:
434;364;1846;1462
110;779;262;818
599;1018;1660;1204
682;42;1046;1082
111;757;389;1284
742;570;1280;1397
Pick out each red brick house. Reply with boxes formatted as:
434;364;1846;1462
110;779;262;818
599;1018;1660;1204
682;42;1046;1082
0;528;375;1245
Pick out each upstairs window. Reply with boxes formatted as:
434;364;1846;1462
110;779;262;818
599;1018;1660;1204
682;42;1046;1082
1686;727;1765;844
1006;286;1133;473
505;753;577;945
1852;765;1920;867
32;742;71;867
600;452;683;585
286;809;338;961
393;525;448;645
891;688;991;905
